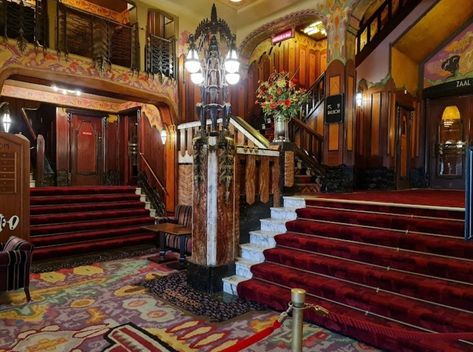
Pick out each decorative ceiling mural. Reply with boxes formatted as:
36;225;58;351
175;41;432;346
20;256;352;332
424;22;473;88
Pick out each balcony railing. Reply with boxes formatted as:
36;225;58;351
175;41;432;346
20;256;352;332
145;34;176;79
356;0;421;65
0;0;179;78
57;4;138;71
0;0;47;50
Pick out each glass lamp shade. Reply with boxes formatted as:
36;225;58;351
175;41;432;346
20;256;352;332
225;72;240;85
224;49;240;73
2;112;11;133
190;71;205;85
184;49;201;73
160;129;167;145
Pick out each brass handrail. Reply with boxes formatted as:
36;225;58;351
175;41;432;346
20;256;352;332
139;152;168;195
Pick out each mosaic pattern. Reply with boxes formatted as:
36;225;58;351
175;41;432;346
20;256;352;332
0;257;379;352
0;41;178;115
424;22;473;88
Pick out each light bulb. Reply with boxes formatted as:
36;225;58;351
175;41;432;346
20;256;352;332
225;72;240;85
2;112;11;133
161;129;167;145
184;49;201;73
224;49;240;73
190;71;204;85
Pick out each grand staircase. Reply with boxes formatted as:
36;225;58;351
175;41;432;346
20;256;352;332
30;186;157;259
235;193;473;352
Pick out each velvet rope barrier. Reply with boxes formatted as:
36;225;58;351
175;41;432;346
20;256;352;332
220;319;283;352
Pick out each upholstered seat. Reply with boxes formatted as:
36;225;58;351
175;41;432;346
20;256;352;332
157;205;192;254
0;236;33;301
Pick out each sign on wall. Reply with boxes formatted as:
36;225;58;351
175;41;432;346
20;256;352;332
325;94;344;124
272;28;294;45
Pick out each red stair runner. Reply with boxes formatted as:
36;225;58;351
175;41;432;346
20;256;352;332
237;194;473;352
30;186;156;259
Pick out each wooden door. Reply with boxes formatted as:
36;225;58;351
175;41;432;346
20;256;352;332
70;114;104;185
427;96;472;189
396;105;412;189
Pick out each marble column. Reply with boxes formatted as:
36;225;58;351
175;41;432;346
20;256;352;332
187;131;236;292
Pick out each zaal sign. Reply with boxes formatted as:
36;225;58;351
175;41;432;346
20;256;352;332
272;28;294;45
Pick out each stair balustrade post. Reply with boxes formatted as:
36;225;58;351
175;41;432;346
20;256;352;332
291;288;305;352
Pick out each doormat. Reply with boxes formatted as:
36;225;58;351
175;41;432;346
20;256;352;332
143;271;264;322
103;322;177;352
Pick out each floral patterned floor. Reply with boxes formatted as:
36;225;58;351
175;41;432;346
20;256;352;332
0;256;379;352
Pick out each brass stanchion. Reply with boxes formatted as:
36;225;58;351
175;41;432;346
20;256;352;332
291;288;305;352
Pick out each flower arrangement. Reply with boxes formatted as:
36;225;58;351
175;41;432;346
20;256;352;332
255;71;307;122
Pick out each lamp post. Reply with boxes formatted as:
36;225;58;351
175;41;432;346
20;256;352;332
184;4;240;292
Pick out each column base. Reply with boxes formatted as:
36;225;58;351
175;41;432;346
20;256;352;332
186;262;235;293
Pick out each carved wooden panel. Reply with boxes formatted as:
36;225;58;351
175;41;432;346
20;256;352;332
177;164;192;206
272;158;281;207
259;157;270;203
284;151;295;187
0;133;29;242
245;155;256;205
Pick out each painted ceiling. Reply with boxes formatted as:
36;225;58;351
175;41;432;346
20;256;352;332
394;0;473;63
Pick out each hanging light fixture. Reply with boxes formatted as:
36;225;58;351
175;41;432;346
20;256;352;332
0;102;12;133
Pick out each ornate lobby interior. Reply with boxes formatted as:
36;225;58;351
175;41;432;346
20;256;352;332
0;0;472;351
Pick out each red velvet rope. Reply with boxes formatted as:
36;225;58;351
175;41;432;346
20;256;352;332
220;320;283;352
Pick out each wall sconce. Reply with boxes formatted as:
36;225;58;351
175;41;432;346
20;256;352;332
161;129;167;145
0;103;11;133
355;92;363;107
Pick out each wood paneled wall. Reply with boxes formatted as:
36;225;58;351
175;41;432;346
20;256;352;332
356;79;422;170
178;33;327;125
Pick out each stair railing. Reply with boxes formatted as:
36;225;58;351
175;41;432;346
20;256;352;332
288;117;325;177
137;151;166;217
300;72;325;122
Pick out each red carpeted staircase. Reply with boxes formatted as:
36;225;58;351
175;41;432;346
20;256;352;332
237;196;473;352
30;186;156;259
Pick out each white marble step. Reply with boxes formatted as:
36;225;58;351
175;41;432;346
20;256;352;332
260;218;287;233
222;275;248;295
135;187;142;195
283;196;306;209
30;181;35;188
270;207;298;220
249;230;279;247
235;257;257;279
240;243;270;263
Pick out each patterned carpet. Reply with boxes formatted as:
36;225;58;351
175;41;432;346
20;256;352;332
0;256;380;352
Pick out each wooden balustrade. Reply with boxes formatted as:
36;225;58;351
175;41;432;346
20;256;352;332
235;147;281;208
57;4;138;70
289;117;324;165
301;73;325;121
177;116;270;163
0;0;47;49
356;0;421;64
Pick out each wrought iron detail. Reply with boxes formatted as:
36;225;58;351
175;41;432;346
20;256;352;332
137;172;165;217
145;34;176;79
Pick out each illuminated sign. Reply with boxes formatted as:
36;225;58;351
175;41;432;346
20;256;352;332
272;28;294;44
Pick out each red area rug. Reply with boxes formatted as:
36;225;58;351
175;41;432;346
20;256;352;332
30;186;155;259
238;192;473;352
103;323;176;352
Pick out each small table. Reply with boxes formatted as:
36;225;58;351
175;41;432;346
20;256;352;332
142;223;192;270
